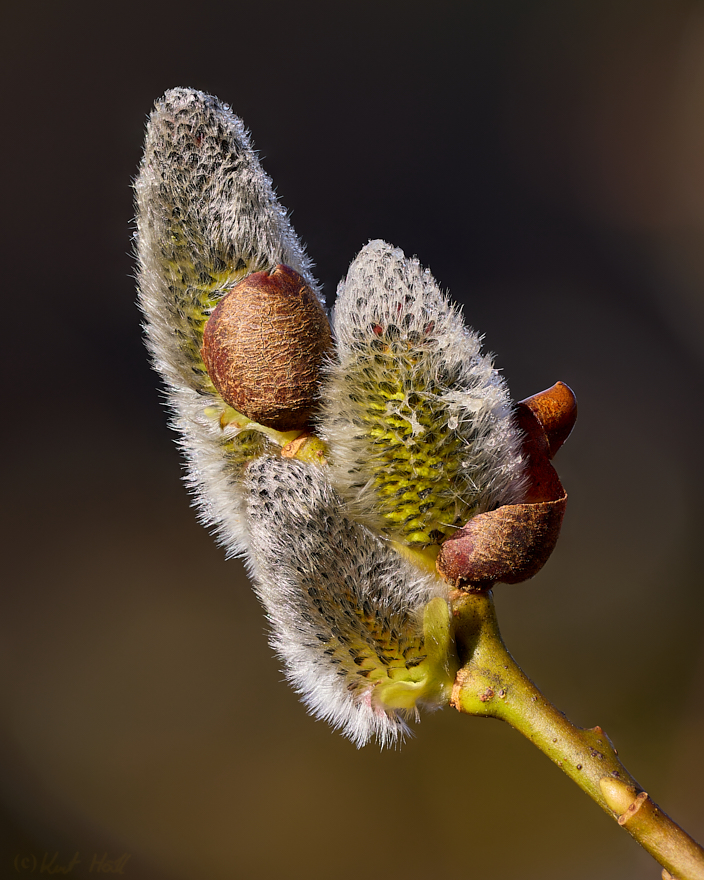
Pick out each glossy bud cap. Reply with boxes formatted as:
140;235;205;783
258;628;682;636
519;381;577;459
202;265;332;431
436;381;577;590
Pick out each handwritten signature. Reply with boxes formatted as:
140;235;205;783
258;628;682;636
14;852;131;875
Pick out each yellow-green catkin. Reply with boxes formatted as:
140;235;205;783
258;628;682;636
134;88;320;556
135;89;521;749
320;240;527;550
244;457;456;748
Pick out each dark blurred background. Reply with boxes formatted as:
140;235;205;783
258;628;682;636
2;1;703;878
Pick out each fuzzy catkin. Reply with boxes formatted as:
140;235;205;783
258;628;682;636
135;88;528;749
134;88;320;557
244;457;450;748
319;240;527;548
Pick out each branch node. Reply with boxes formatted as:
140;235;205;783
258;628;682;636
618;791;649;826
599;775;641;817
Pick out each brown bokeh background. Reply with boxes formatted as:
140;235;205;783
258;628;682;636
2;2;703;878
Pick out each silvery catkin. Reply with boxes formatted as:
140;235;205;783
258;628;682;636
320;240;527;550
135;88;320;558
135;88;527;748
244;457;454;748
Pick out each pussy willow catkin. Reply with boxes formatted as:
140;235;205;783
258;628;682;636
135;87;321;558
244;456;455;747
135;88;527;746
321;240;526;550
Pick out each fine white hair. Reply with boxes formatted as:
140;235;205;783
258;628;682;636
319;240;527;547
244;457;449;748
134;88;320;557
135;89;527;748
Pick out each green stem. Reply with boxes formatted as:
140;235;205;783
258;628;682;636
450;590;704;880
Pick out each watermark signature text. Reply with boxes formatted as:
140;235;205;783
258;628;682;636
14;851;130;875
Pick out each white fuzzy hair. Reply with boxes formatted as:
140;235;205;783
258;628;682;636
244;456;450;748
319;240;527;546
134;88;321;557
134;90;526;748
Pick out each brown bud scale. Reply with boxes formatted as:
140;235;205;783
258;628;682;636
436;380;577;590
519;381;577;459
436;496;566;589
202;265;332;431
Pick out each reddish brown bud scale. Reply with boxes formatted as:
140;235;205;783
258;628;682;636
202;266;333;431
436;497;566;589
436;381;577;591
513;405;564;505
519;381;577;459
